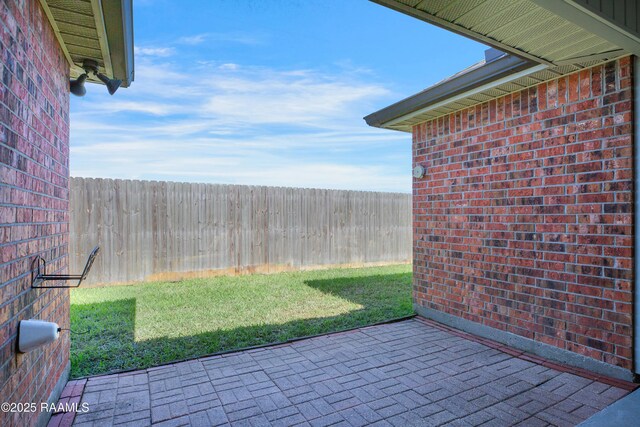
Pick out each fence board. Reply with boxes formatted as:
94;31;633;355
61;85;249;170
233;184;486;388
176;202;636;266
69;177;412;285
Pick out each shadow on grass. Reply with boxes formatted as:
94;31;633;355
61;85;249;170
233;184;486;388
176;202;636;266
70;272;412;378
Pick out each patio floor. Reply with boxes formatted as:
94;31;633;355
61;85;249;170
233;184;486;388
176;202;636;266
54;318;634;427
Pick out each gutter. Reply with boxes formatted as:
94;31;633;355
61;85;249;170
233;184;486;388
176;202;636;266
101;0;135;87
364;55;540;129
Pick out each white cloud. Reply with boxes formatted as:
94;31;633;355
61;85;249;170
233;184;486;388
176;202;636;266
71;138;410;192
77;60;391;128
218;63;239;71
178;34;208;45
135;46;175;57
90;100;176;116
201;71;388;126
70;55;411;192
178;32;264;46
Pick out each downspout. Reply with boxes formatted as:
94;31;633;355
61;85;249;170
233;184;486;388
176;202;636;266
635;55;640;376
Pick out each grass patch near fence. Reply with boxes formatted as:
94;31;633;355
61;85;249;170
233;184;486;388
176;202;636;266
70;264;412;377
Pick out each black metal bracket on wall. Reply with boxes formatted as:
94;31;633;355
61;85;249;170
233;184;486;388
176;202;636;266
31;246;100;289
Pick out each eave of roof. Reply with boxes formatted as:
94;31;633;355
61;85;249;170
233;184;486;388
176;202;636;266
366;0;639;132
364;54;538;130
370;0;637;67
40;0;134;88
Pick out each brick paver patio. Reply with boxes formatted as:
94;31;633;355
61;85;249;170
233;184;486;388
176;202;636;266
60;319;632;426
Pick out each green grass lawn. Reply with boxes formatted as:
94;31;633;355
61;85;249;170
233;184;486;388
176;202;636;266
70;264;412;378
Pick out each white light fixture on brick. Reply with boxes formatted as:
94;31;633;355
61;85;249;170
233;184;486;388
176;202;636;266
413;164;425;179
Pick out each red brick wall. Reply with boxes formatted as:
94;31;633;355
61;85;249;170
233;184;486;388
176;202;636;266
412;57;633;371
0;0;70;425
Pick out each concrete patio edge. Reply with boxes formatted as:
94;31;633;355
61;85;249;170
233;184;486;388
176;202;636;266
578;388;640;426
414;305;635;383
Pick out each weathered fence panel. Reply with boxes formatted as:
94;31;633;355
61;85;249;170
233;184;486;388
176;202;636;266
69;177;412;285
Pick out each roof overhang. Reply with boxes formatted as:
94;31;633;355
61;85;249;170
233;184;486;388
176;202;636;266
367;0;640;131
40;0;134;87
364;52;618;132
364;54;540;131
370;0;640;66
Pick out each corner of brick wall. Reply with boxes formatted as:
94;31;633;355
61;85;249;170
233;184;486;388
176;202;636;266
412;56;633;371
1;0;71;425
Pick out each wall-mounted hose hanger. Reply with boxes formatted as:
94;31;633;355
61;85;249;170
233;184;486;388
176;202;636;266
70;59;122;96
32;246;100;289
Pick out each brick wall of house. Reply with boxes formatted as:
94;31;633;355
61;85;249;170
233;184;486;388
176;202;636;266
0;0;71;425
412;57;633;371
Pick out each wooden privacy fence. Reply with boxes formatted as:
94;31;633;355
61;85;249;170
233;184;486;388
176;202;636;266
69;178;412;285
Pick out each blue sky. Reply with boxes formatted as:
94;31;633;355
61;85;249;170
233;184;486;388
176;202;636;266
70;0;486;193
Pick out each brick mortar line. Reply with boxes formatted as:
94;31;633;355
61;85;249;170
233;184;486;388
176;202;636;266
0;44;69;121
0;250;68;271
417;129;632;155
411;255;632;272
410;250;631;261
0;223;69;234
0;237;69;253
0;206;69;214
421;161;629;175
0;157;70;188
415;279;629;295
426;159;632;171
25;353;69;417
0;118;70;169
412;97;631;137
424;136;633;153
418;139;631;154
0;187;71;204
425;109;632;128
413;276;630;292
0;17;67;113
414;237;630;242
0;161;70;188
0;276;69;324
